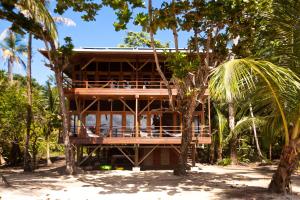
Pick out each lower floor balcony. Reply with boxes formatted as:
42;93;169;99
70;125;211;145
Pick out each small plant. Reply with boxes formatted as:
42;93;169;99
217;158;232;166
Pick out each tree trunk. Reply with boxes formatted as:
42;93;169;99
269;144;272;160
9;139;21;166
7;58;13;83
268;140;299;193
45;39;75;174
148;0;174;111
0;147;5;165
54;67;75;174
174;96;196;176
249;104;263;158
31;133;38;169
217;143;223;162
228;102;238;164
46;133;52;166
209;134;215;164
24;33;33;172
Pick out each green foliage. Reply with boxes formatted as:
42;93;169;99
217;158;232;166
103;0;145;31
57;36;74;56
0;71;63;164
0;0;58;42
165;52;200;79
55;0;102;21
119;31;169;48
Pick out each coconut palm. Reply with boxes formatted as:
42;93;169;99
0;29;26;83
209;58;300;194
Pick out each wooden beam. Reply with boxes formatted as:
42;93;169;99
138;99;155;115
119;98;135;114
80;98;99;115
79;145;101;166
138;145;158;165
116;146;135;165
137;59;150;71
126;60;137;71
81;57;96;70
171;144;180;154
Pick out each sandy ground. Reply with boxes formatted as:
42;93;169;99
0;159;299;200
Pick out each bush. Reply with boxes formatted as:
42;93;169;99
217;158;232;166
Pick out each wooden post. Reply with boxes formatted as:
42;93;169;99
192;144;196;167
134;146;139;167
76;145;82;165
135;95;139;137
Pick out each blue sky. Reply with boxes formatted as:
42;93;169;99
0;2;191;85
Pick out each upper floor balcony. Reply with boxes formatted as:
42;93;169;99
63;79;178;98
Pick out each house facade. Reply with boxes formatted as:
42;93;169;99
42;48;211;170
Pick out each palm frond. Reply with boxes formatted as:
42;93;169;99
209;58;300;145
224;116;267;145
16;0;58;44
215;106;227;145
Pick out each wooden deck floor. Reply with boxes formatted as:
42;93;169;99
70;136;211;145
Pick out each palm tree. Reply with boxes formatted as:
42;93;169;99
24;33;32;172
0;29;26;84
209;58;300;193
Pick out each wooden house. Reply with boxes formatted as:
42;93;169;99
41;48;211;170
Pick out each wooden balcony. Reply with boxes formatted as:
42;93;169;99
64;80;178;98
69;125;211;145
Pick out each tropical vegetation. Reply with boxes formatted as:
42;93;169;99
0;0;299;195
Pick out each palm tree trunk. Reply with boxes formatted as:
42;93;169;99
46;133;52;165
228;102;238;164
268;140;299;193
249;104;263;158
7;58;13;83
24;33;32;172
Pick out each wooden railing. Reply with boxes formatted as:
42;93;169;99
63;80;175;89
71;125;210;138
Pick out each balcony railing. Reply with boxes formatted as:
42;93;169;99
63;80;175;90
71;125;210;138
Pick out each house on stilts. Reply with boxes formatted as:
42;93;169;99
40;47;211;170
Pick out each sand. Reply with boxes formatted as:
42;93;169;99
0;159;299;200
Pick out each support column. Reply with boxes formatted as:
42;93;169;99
192;144;196;167
134;146;139;166
135;95;139;137
76;145;83;165
132;145;140;171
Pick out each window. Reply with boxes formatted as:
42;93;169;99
85;114;96;135
70;115;78;135
112;114;122;137
100;114;110;136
